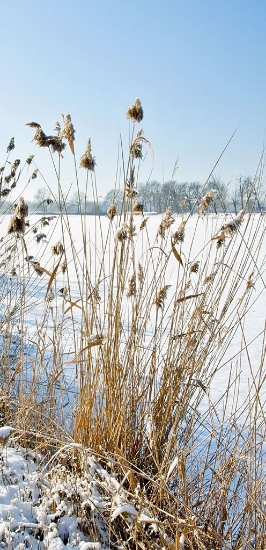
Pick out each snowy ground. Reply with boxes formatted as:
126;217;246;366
0;443;159;550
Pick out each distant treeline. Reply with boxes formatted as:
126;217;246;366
1;176;264;215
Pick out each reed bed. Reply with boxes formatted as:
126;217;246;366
0;99;265;548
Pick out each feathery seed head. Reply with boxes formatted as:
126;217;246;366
157;207;175;237
25;122;41;129
80;139;96;170
31;169;38;180
62;114;75;154
126;98;144;123
140;216;149;230
130;130;143;159
132;201;144;215
51;242;64;255
172;220;186;244
220;210;244;236
107;202;116;220
32;127;49;148
198;189;217;216
137;262;144;284
115;223;129;242
61;260;67;274
8;216;25;235
154;285;171;308
127;273;136;297
6;138;15;153
190;261;199;273
26;155;34;165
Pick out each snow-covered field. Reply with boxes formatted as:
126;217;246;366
1;211;263;412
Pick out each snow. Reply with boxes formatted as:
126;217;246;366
0;426;15;440
0;445;159;549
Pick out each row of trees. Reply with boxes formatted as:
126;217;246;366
104;176;265;214
5;176;263;215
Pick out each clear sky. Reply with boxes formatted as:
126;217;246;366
0;0;265;200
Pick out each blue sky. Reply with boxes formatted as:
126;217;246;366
0;0;265;200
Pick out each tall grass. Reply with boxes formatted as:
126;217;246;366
0;100;265;548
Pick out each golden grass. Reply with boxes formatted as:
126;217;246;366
0;100;265;548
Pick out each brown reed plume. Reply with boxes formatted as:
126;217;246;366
126;97;144;123
80;139;96;170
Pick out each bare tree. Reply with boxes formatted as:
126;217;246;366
34;187;53;213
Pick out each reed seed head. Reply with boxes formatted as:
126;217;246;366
25;122;41;129
61;260;67;274
140;217;149;230
198;189;217;216
132;201;144;215
125;184;138;199
130;130;143;159
126;98;144;123
154;285;171;308
8;216;25;235
6;138;15;153
107;202;116;220
26;155;34;165
51;242;64;255
32;127;49;148
80;139;96;170
115;223;129;242
157;207;175;237
137;262;144;284
220;210;244;236
11;159;20;172
190;261;199;273
31;169;38;180
47;136;66;155
172;220;186;243
127;274;136;297
246;271;255;291
62;114;75;154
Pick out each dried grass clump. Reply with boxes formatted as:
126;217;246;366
198;188;217;216
126;97;144;123
2;100;265;550
80;139;96;170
